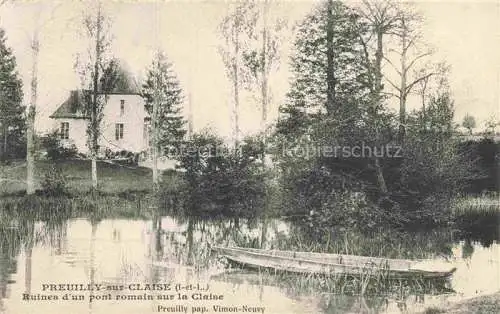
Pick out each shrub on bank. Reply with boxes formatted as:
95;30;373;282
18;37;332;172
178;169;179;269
174;131;267;218
40;131;78;160
275;92;476;231
41;165;69;196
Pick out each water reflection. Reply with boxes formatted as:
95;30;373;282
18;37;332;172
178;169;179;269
0;212;498;314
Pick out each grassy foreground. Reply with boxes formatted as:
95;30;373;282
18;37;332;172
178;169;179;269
0;159;153;195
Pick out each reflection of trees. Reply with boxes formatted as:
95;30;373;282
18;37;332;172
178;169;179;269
0;218;20;312
150;212;163;283
456;214;499;248
186;219;194;266
152;215;270;270
37;217;68;254
23;220;35;295
462;239;474;260
0;206;69;312
88;219;98;314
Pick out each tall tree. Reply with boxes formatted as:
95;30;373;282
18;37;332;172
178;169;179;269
218;2;257;146
382;7;448;140
241;0;286;133
277;0;399;194
277;1;389;191
356;0;405;193
24;3;66;194
26;10;40;195
326;0;336;113
0;28;24;162
141;51;186;188
74;1;114;190
280;1;369;122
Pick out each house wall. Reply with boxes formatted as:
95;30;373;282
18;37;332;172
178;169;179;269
100;94;149;153
52;94;149;155
55;119;89;153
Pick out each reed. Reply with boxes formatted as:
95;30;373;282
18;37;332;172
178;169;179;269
273;226;454;260
453;193;500;216
0;193;157;220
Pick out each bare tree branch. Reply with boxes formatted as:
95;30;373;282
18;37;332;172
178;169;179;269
382;55;402;75
406;50;433;72
405;72;436;94
384;76;401;92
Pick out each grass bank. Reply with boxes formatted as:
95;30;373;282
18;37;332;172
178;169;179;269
0;159;154;195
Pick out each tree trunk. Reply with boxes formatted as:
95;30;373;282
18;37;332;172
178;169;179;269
27;26;39;195
374;31;383;94
152;58;159;191
3;125;7;160
326;0;336;114
374;158;388;193
399;21;408;141
373;29;388;194
260;216;268;249
91;158;97;189
421;84;426;128
26;110;35;194
91;3;102;190
261;0;269;132
233;32;240;147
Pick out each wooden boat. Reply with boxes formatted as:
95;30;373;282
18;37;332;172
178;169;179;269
211;246;457;279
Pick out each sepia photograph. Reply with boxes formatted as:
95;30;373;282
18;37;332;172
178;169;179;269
0;0;498;313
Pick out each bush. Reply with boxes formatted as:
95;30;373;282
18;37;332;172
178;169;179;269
41;165;69;196
41;131;78;160
390;129;474;228
459;138;500;194
175;130;267;218
101;148;139;166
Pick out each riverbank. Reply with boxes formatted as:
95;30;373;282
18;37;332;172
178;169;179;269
424;292;500;313
0;159;154;195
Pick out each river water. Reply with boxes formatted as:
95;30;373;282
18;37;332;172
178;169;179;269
0;216;498;314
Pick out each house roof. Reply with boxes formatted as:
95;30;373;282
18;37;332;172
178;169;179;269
50;89;143;119
50;90;91;119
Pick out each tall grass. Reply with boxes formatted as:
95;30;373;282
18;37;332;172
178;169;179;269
453;193;500;216
452;194;499;245
0;192;158;221
273;225;455;260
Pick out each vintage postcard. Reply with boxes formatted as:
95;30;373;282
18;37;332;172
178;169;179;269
0;0;498;313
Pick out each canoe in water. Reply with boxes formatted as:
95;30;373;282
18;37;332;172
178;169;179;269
211;246;457;279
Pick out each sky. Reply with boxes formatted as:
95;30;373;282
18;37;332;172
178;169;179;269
0;0;498;139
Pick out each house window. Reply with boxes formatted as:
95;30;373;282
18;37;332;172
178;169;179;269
115;123;124;140
60;122;69;139
120;100;125;116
